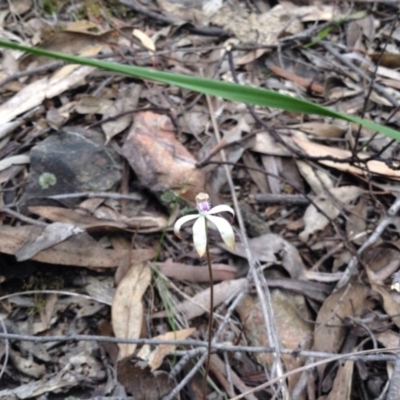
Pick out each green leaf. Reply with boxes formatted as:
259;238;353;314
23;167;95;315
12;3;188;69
0;39;399;141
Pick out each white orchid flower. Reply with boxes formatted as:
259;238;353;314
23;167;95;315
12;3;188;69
174;192;235;257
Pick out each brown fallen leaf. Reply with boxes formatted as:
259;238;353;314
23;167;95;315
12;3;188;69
137;328;196;371
28;206;128;232
155;261;237;282
29;205;169;233
293;136;400;179
153;278;246;320
236;290;313;395
346;197;368;245
0;225;129;268
299;186;363;242
293;122;347;138
325;359;354;400
225;233;305;279
269;65;324;94
122;111;205;203
15;222;84;261
0;67;96;126
102;84;141;144
376;330;399;350
313;283;370;379
371;284;400;328
112;263;152;359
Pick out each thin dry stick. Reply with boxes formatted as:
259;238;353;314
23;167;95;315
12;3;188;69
203;238;213;399
0;331;395;362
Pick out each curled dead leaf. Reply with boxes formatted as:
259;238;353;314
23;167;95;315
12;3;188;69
112;263;152;359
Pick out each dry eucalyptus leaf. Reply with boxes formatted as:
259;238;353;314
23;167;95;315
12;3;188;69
0;154;30;172
325;359;354;400
153;278;246;320
371;284;400;328
293;136;400;179
112;263;152;359
75;95;113;115
376;330;399;350
156;261;237;282
251;132;290;156
346;197;368;245
16;222;84;262
0;225;124;268
243;152;269;194
102;84;141;143
0;66;96;125
225;233;305;279
296;160;333;195
237;290;312;394
313;283;370;379
299;186;363;242
296;122;346;139
122;111;205;203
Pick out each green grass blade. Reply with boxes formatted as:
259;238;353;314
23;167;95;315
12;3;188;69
1;39;399;141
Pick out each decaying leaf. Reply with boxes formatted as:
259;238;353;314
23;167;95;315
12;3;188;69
346;197;368;245
313;283;370;379
0;154;30;172
237;290;313;394
0;225;126;268
29;205;169;233
153;278;246;320
296;160;334;196
112;263;152;359
155;261;237;282
325;359;354;400
226;233;305;279
122;111;206;203
371;284;400;328
102;84;141;143
15;222;84;261
28;206;129;231
376;330;399;350
0;67;96;125
299;186;363;242
295;122;347;138
293;136;400;179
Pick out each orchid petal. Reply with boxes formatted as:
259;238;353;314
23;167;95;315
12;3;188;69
192;216;207;257
205;215;235;250
207;204;235;217
173;214;199;238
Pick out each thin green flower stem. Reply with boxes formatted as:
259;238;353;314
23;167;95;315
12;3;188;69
203;231;214;399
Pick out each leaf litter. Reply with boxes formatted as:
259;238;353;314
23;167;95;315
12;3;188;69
2;1;400;399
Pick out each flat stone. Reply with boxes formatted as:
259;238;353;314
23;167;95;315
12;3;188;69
23;127;121;205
